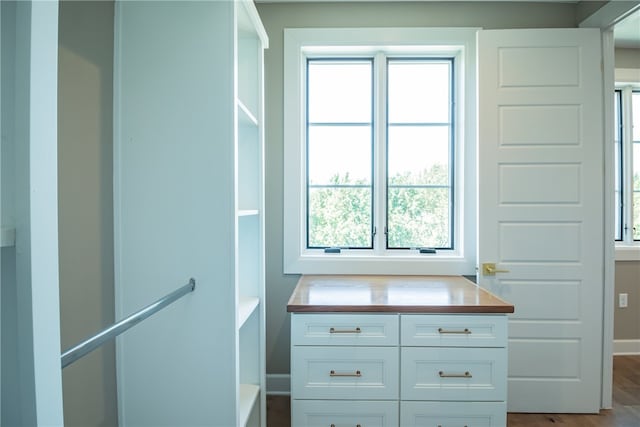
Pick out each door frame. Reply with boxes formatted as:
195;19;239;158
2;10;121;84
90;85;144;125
580;1;640;410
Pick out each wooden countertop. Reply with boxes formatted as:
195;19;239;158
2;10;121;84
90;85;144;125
287;275;514;314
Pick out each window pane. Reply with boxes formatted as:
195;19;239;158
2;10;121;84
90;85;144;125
387;59;453;249
634;192;640;240
633;92;640;141
615;90;622;240
308;60;372;123
308;187;372;248
387;125;450;186
615;190;621;240
308;125;372;185
388;61;451;124
387;188;450;248
634;141;640;240
634;141;640;192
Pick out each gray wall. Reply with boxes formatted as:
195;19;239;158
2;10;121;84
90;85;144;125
616;47;640;69
58;1;117;426
614;261;640;340
256;0;583;375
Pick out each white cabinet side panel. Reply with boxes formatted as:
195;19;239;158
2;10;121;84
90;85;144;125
114;2;237;425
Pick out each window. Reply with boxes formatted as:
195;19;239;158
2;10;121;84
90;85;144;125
284;28;477;274
614;86;640;244
306;58;454;250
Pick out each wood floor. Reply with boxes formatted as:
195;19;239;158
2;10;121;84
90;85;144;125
266;355;640;427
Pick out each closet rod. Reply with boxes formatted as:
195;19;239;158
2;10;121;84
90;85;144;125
61;278;196;369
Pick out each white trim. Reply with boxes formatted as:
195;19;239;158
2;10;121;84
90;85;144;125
601;29;615;411
113;3;126;425
283;27;478;275
266;374;291;396
613;339;640;355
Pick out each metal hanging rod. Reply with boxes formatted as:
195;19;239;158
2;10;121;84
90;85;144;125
61;278;196;369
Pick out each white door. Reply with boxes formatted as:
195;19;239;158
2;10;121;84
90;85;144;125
478;28;604;413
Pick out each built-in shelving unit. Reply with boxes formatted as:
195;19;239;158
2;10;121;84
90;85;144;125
235;1;267;426
113;0;267;425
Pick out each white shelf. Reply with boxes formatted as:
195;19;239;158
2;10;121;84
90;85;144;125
239;383;260;427
1;227;16;247
236;1;266;425
238;209;259;217
238;99;258;126
238;296;260;329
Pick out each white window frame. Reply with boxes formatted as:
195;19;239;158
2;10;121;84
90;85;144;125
614;68;640;261
283;27;478;274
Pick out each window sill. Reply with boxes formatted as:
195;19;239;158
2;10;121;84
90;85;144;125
615;245;640;261
284;251;476;275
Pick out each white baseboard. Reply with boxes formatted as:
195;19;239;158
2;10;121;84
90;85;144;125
613;339;640;355
266;374;291;396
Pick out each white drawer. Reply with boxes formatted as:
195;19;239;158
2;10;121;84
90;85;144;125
401;401;506;427
292;400;399;427
292;313;399;346
292;346;399;400
401;347;507;401
401;314;507;348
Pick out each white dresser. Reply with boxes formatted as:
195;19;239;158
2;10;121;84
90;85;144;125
288;275;514;427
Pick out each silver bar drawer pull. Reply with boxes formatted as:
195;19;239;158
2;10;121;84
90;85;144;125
330;369;362;377
329;327;362;334
438;425;467;427
331;424;361;427
438;327;471;334
439;370;472;378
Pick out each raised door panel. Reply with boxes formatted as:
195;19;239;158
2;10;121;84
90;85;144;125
292;346;399;400
292;400;399;427
401;401;506;427
292;313;399;346
401;347;507;401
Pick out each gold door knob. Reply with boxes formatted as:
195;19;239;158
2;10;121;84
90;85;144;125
482;263;509;275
